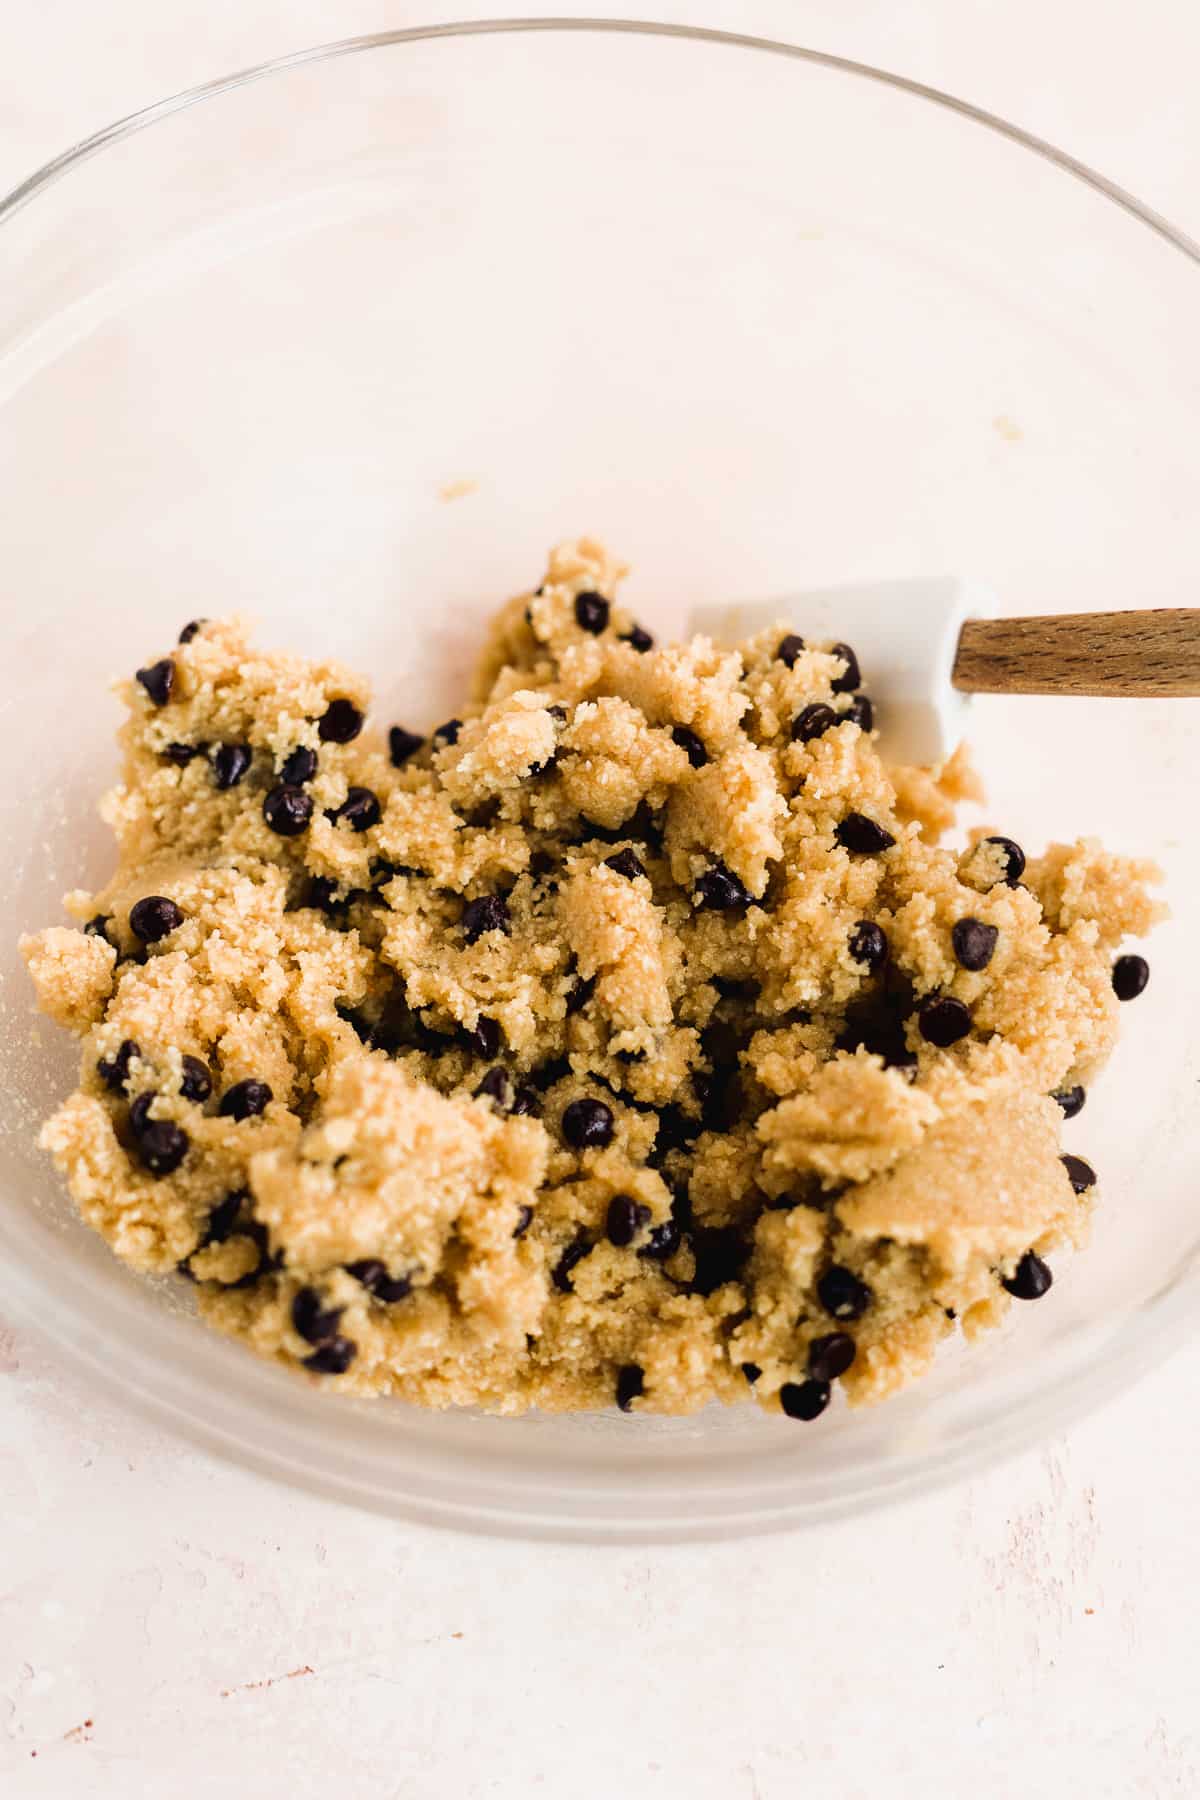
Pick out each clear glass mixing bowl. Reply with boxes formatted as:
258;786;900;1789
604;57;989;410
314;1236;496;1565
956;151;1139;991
1;22;1196;1541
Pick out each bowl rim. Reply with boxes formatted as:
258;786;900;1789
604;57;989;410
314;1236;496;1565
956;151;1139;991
2;17;1198;1541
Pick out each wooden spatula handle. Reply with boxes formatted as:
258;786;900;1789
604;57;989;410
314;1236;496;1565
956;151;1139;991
951;609;1200;697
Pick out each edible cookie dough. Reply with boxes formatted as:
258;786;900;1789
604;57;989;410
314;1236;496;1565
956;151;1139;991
22;540;1163;1418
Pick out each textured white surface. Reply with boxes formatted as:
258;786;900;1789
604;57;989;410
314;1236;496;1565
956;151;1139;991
2;4;1199;1795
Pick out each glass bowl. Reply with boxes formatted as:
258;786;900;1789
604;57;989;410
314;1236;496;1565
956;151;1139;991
1;22;1196;1542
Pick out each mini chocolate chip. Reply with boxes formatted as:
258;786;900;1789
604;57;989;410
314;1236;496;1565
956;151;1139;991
462;1016;501;1059
219;1079;272;1121
985;835;1026;885
292;1286;344;1345
561;1097;614;1150
346;1259;413;1302
178;619;205;644
212;743;252;789
604;848;646;881
792;703;838;743
694;863;753;912
137;1119;188;1175
574;591;610;634
98;1038;139;1091
1002;1252;1053;1300
829;642;861;693
1052;1084;1086;1119
129;895;185;943
318;699;364;743
136;659;175;706
621;624;654;652
605;1195;652;1247
128;1092;154;1135
780;1379;831;1421
302;1336;357;1374
817;1264;872;1320
846;694;874;731
848;921;888;972
431;719;461;750
474;1066;514;1110
1112;954;1149;1001
552;1232;591;1291
512;1204;535;1238
263;783;313;836
163;742;201;766
462;894;509;942
280;745;318;785
511;1086;541;1119
179;1055;213;1102
1061;1153;1096;1194
835;813;896;854
690;1227;749;1297
672;726;708;769
84;914;113;942
204;1191;245;1243
616;1364;645;1411
328;786;380;833
741;1361;763;1384
639;1217;683;1261
807;1332;857;1382
918;994;972;1047
952;918;999;971
776;634;805;667
565;974;596;1015
388;726;425;767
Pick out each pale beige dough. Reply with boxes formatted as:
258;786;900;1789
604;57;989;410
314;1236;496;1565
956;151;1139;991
22;538;1164;1417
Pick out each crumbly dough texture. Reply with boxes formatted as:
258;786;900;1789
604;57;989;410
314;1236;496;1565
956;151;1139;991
23;539;1163;1416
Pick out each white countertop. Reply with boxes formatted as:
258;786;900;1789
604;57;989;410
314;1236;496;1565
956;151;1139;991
3;5;1198;1795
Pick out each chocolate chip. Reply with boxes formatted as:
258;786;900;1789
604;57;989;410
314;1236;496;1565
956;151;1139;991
461;1016;500;1060
848;921;888;972
302;1336;357;1374
639;1217;683;1261
318;699;363;743
1052;1084;1086;1119
672;726;708;769
135;659;175;706
346;1260;413;1302
817;1265;872;1320
1112;954;1149;1001
807;1332;857;1381
462;894;509;942
1002;1252;1053;1300
552;1232;591;1291
98;1038;139;1091
1061;1153;1096;1194
328;786;381;833
780;1379;831;1421
918;994;972;1047
616;1364;645;1411
565;975;595;1015
512;1205;535;1238
388;726;425;767
690;1227;748;1297
741;1361;762;1384
606;1194;652;1247
474;1066;514;1110
178;619;205;644
792;703;838;743
129;895;185;943
511;1086;541;1119
128;1092;154;1135
561;1096;615;1150
179;1055;212;1102
212;743;252;789
204;1191;245;1244
829;642;861;693
219;1079;272;1121
163;742;201;766
985;835;1025;885
776;634;805;667
846;694;874;731
262;783;313;836
621;624;654;652
835;813;896;854
137;1119;189;1175
574;591;610;634
292;1286;344;1345
280;745;318;785
952;918;999;971
84;914;113;942
604;848;646;881
694;863;753;912
431;719;461;750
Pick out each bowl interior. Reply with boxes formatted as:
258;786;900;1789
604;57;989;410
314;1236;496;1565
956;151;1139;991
0;25;1196;1537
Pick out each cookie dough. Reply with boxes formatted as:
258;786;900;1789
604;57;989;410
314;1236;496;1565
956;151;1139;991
22;539;1163;1418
